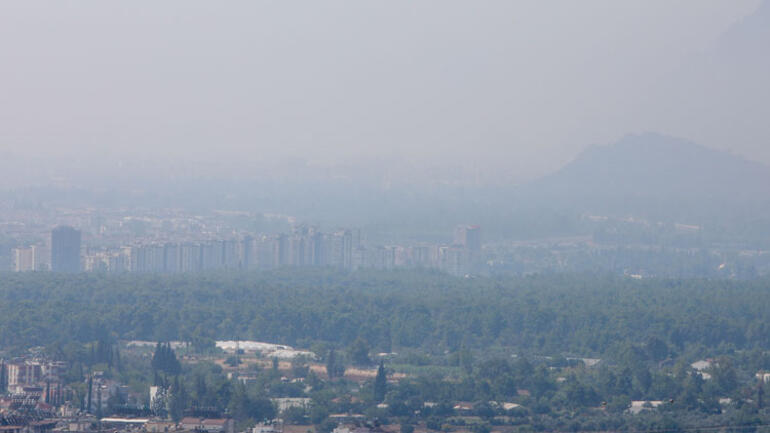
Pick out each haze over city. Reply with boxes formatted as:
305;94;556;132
1;0;769;187
2;3;770;433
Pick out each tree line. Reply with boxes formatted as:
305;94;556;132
2;269;770;360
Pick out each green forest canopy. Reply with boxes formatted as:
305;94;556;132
0;269;768;360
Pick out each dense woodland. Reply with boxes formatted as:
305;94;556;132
1;269;770;356
3;270;770;432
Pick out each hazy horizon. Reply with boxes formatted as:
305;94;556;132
5;4;770;430
2;0;769;187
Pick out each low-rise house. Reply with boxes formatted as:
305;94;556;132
282;426;316;433
28;419;57;433
333;426;386;433
0;426;24;433
328;414;366;424
100;418;150;430
237;375;259;386
179;418;234;433
180;417;202;431
453;402;474;411
628;401;663;415
272;398;310;413
691;360;712;371
202;419;233;433
495;402;521;411
146;421;177;432
253;421;281;433
68;417;97;432
756;372;770;383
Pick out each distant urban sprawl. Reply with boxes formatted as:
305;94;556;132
11;220;482;276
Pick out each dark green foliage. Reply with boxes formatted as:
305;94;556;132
2;270;770;358
291;357;310;378
0;360;6;393
190;336;216;354
374;361;387;403
7;269;770;430
349;337;372;366
86;375;93;413
168;376;187;422
152;342;181;376
228;380;275;424
283;406;309;424
326;349;345;379
426;417;442;431
317;420;337;433
471;423;490;433
646;337;669;362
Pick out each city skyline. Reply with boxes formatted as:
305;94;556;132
10;222;484;277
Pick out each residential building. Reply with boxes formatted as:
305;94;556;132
454;225;482;252
51;226;81;273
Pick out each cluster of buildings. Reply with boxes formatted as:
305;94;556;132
12;225;483;276
11;226;81;273
83;226;359;274
0;359;133;416
0;357;234;433
1;359;67;396
0;358;69;419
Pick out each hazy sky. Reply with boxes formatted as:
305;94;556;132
0;1;766;183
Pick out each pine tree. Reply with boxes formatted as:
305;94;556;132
114;347;121;371
350;337;371;366
326;349;337;379
153;342;181;377
459;345;474;375
374;361;387;403
87;375;93;413
152;343;161;371
195;374;207;408
96;384;102;418
168;376;185;422
227;380;250;421
105;341;113;369
0;360;6;394
325;349;346;379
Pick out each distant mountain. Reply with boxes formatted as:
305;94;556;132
645;0;770;161
520;133;770;218
716;0;770;64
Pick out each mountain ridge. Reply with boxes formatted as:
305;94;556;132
518;132;770;218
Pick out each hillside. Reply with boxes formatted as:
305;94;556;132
520;133;770;218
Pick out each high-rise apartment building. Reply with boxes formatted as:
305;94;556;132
12;245;49;272
51;226;81;273
454;225;482;252
13;247;35;272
